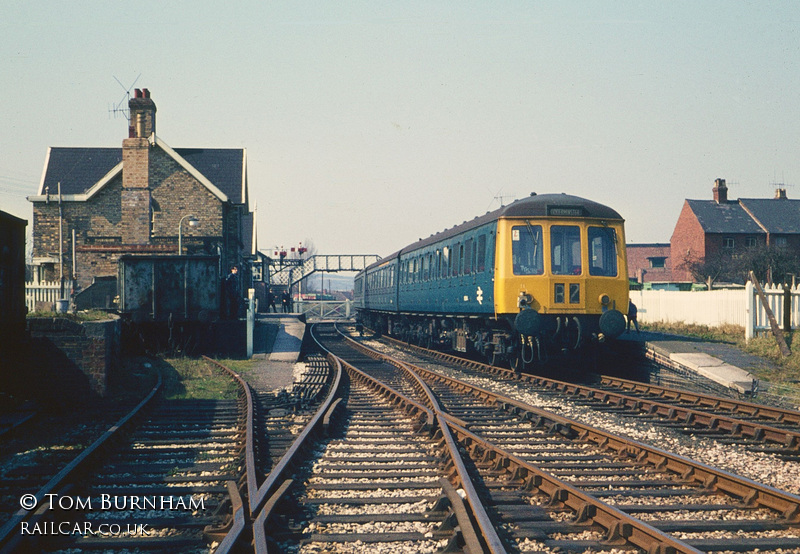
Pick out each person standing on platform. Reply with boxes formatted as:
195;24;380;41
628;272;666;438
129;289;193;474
627;301;640;333
224;265;240;319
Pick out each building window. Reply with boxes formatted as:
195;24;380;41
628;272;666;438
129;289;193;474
723;237;735;250
648;257;667;269
775;236;788;248
745;237;757;248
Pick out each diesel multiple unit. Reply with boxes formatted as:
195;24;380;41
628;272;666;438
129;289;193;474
354;193;629;370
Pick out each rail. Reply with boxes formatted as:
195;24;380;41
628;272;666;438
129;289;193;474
249;333;343;518
352;331;800;550
0;372;162;551
202;355;258;552
335;326;507;552
253;324;497;553
600;375;800;426
403;357;800;525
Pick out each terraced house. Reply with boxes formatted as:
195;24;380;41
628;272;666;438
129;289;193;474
28;89;253;292
671;178;800;282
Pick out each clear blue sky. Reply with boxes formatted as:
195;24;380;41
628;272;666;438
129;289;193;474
3;1;799;258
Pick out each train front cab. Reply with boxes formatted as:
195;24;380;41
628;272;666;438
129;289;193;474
493;215;628;361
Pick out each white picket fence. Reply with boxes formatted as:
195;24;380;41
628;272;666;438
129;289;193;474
631;282;800;341
25;280;73;312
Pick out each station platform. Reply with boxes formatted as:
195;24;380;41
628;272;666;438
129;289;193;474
617;330;771;394
246;313;307;393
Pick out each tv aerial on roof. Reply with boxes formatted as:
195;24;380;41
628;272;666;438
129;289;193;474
108;73;142;121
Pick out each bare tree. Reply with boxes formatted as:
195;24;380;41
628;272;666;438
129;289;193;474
679;251;739;290
738;246;800;285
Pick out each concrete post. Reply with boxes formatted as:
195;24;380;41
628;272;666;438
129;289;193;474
745;280;754;342
246;288;254;358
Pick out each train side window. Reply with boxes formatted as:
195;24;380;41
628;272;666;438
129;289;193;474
464;238;473;274
476;235;486;273
551;225;581;275
442;247;449;278
458;243;465;275
588;227;618;277
436;250;441;280
452;243;460;276
422;255;429;281
511;225;543;275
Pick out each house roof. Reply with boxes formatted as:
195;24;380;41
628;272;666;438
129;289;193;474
686;199;765;234
37;144;247;205
39;148;123;196
739;198;800;234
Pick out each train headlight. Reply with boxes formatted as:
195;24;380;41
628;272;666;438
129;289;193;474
598;294;610;307
517;292;533;308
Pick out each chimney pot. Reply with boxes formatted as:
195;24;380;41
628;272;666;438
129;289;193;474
775;188;788;199
134;88;142;98
127;88;156;138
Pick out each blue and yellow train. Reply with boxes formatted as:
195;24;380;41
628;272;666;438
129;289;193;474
353;193;629;370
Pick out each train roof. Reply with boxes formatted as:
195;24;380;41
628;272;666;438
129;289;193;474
360;193;623;273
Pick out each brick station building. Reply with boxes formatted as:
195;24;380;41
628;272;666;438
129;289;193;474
28;89;253;292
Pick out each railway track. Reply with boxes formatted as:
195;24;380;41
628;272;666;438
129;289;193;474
312;324;800;553
7;324;798;552
0;360;250;553
372;332;800;462
0;408;130;529
251;324;502;553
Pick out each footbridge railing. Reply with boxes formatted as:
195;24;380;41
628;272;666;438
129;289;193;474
269;254;380;287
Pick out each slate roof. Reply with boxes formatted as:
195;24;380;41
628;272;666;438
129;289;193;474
39;146;246;204
686;199;765;234
40;148;123;196
739;198;800;234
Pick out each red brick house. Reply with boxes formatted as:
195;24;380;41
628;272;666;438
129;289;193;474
28;89;253;291
626;243;672;284
670;178;800;281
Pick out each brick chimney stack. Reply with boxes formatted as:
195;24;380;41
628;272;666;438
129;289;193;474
128;88;156;139
712;178;728;203
121;89;155;244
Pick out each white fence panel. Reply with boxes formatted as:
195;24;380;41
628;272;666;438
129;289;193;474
631;289;747;327
25;280;65;312
752;283;800;331
632;284;800;341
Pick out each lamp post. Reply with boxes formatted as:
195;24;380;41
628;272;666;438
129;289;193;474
178;215;199;254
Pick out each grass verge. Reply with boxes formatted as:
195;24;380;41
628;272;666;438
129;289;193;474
159;357;252;400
